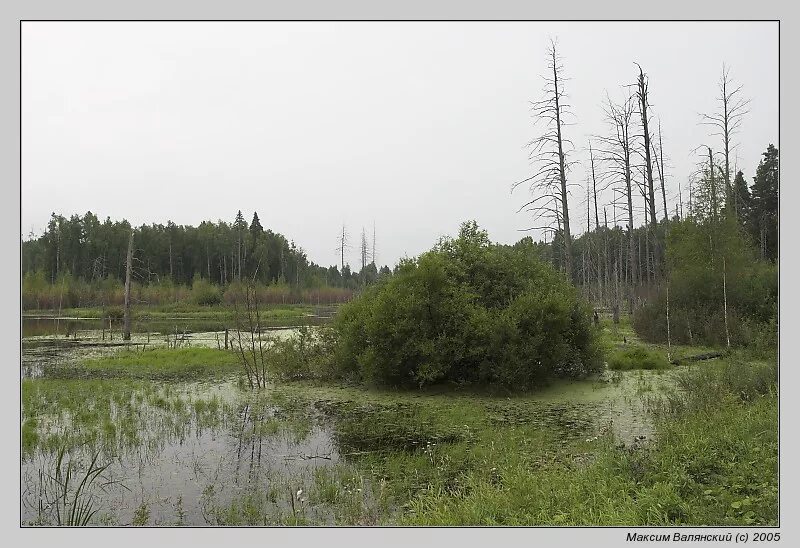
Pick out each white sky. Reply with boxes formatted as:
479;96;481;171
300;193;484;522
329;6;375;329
21;21;778;269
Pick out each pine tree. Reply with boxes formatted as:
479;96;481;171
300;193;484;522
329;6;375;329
732;170;751;220
249;211;263;238
749;144;779;260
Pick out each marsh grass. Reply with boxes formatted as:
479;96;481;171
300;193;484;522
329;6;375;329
31;446;111;526
608;346;671;371
74;348;241;380
21;378;233;458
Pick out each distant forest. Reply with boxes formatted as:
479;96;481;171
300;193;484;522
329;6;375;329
22;210;391;290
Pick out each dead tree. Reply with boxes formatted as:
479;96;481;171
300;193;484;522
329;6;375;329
371;221;377;265
700;64;750;217
232;281;268;389
708;146;719;222
596;92;636;313
512;39;576;279
588;140;604;303
651;119;669;222
634;63;658;228
360;227;368;270
123;230;134;341
335;223;351;274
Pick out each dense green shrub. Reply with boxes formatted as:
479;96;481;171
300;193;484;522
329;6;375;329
633;218;777;349
607;346;670;371
333;221;603;389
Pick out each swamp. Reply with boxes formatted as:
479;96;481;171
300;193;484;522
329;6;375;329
19;22;780;528
20;309;778;526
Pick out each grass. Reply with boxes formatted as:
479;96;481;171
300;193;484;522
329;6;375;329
608;345;671;371
21;378;233;459
76;347;242;380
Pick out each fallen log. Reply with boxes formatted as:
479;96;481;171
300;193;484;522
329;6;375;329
670;351;726;365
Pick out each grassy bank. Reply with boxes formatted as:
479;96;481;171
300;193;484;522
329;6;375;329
400;360;777;525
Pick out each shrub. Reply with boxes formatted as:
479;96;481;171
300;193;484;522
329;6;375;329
607;346;670;371
333;221;603;389
268;326;339;381
191;276;222;306
633;218;777;349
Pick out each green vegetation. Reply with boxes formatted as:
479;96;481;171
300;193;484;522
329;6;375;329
31;447;111;526
634;215;777;349
76;348;241;379
608;346;671;371
400;372;776;525
334;222;602;389
21;378;231;459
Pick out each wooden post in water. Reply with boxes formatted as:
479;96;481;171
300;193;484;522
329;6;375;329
123;230;134;341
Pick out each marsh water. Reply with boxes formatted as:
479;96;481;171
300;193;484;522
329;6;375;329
21;323;673;526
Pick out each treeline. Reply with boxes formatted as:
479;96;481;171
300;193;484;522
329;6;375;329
21;210;393;309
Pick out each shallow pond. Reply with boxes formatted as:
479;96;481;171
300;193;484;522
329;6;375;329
20;331;679;526
22;313;331;339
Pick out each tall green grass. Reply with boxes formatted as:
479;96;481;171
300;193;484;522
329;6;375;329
608;346;671;371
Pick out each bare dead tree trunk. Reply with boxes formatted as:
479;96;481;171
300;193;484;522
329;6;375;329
666;281;671;362
604;206;610;308
643;192;651;286
168;235;173;280
589;140;600;230
597;93;636;313
708;147;718;222
654;120;669;222
701;65;750;218
512;39;574;280
723;257;731;349
635;64;658;228
585;179;591;299
360;227;368;271
552;45;573;279
372;221;377;265
123;230;134;341
589;140;602;303
336;223;350;274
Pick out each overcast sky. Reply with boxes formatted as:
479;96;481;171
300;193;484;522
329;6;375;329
22;21;778;269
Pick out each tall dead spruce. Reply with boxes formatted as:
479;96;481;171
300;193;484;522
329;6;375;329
513;39;576;279
596;92;636;314
700;64;750;218
634;64;658;229
336;223;350;274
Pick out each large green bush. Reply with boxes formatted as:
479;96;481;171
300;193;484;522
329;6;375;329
333;222;603;389
634;218;777;349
